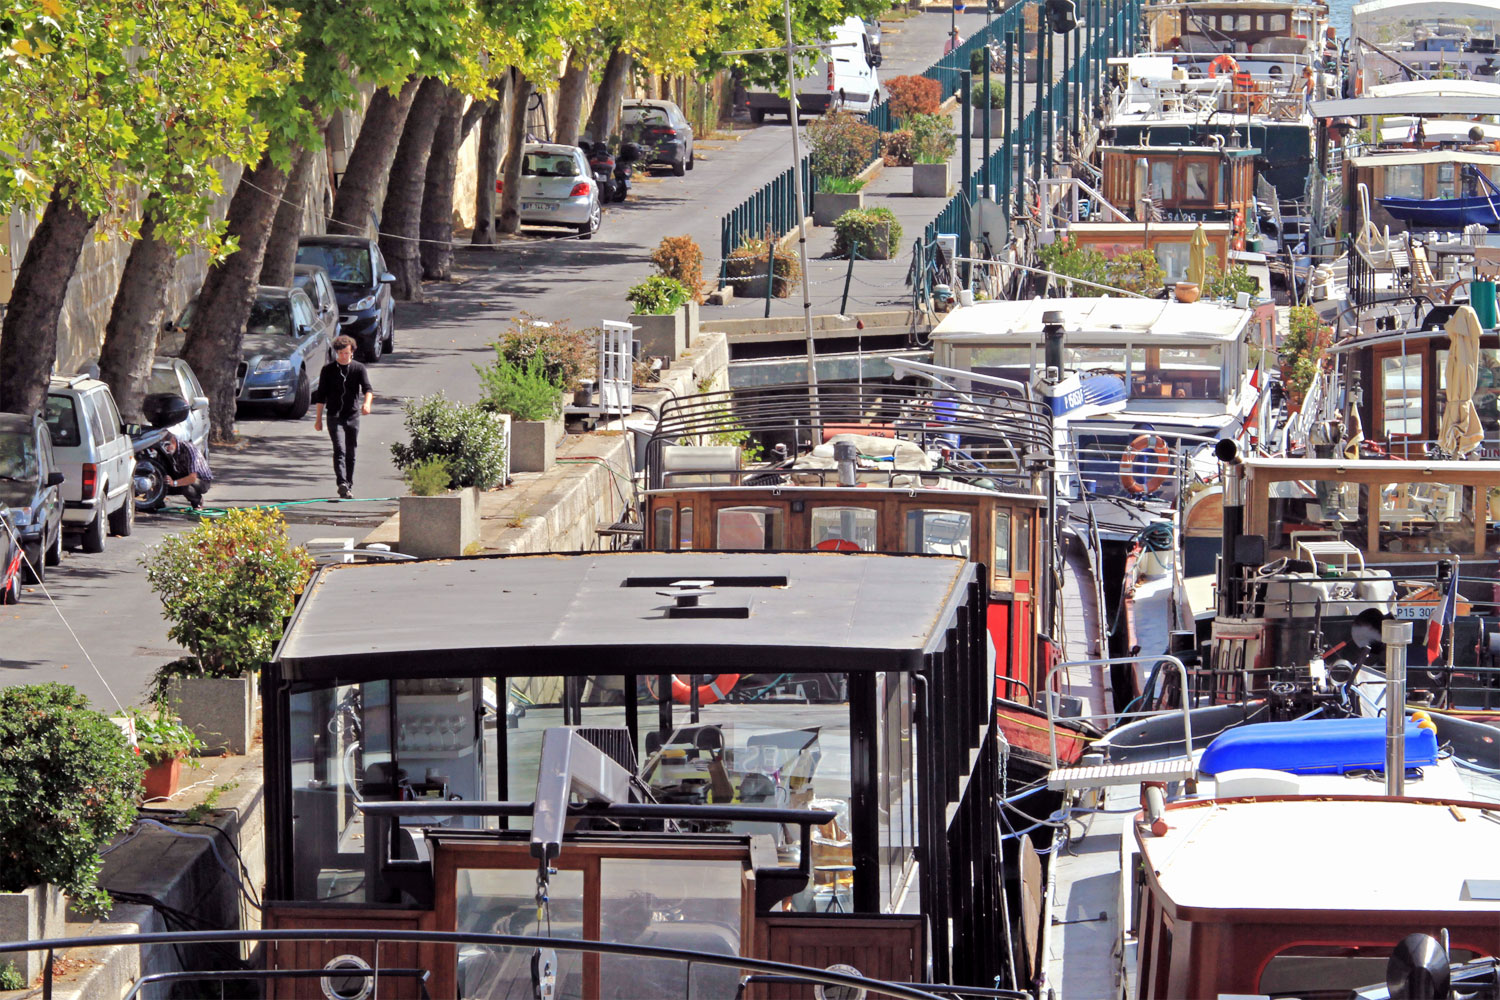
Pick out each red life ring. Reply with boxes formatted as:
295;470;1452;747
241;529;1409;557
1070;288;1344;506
1119;434;1171;494
668;674;741;706
1209;53;1239;77
815;538;862;551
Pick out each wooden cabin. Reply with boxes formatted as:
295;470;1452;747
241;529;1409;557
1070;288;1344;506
1099;143;1257;226
1344;150;1500;234
1064;221;1232;284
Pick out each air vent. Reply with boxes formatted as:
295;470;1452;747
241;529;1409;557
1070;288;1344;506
657;580;750;619
624;575;787;589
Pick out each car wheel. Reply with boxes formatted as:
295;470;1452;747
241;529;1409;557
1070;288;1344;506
672;156;686;177
81;504;106;554
280;369;311;419
22;543;43;585
751;108;766;124
578;201;600;240
108;490;134;537
44;525;62;567
134;458;168;512
1;570;18;605
382;315;395;355
687;149;695;171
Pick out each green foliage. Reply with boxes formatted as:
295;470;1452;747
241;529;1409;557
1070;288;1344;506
908;113;955;164
833;207;902;258
403;456;457;496
1280;305;1330;397
496;315;592;392
1202;261;1260;299
807;110;879;180
476;353;565;423
973;82;1005;109
126;707;205;766
819;176;866;194
881;129;915;167
650;235;705;304
1105;249;1165;295
0;684;145;917
626;274;691;315
1036;237;1110;293
0;962;24;990
182;780;239;823
886;74;941;121
391;392;509;487
141;509;315;678
726;234;802;297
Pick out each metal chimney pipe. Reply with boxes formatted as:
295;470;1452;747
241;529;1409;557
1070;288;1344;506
834;441;858;487
1214;438;1243;617
1384;619;1413;796
1043;311;1065;384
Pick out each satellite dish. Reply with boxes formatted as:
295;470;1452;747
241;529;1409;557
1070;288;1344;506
815;964;868;1000
1387;932;1450;1000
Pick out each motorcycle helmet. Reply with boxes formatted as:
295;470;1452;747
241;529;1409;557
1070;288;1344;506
142;392;189;430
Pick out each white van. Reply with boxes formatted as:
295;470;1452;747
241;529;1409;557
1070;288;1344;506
745;16;882;122
44;375;137;552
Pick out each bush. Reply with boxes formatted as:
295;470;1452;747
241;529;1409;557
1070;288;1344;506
128;707;205;765
886;74;941;121
974;82;1005;109
725;233;802;297
402;456;456;496
1036;236;1109;293
1105;249;1165;295
650;235;705;304
819;176;865;194
496;315;592;392
1280;305;1331;398
881;129;915;167
1203;260;1260;299
477;353;565;423
142;508;314;678
0;684;145;916
0;964;23;990
391;392;510;486
909;112;955;165
626;274;691;315
806;110;879;181
833;207;903;259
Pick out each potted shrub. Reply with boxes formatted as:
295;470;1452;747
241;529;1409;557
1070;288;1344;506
129;707;205;800
626;274;692;360
649;236;706;345
392;393;509;554
909;113;956;197
885;75;942;123
807;111;879;226
881;129;915;167
832;207;903;261
971;82;1006;135
143;509;315;754
724;233;802;298
0;684;143;982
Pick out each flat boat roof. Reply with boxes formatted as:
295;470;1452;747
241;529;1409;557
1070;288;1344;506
274;551;975;680
930;297;1250;344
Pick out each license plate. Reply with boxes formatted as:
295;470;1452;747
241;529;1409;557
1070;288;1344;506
522;201;558;212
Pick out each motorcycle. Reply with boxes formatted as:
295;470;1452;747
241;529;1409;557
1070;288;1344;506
131;392;189;512
584;141;619;202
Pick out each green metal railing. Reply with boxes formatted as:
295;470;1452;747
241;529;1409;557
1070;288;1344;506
719;154;813;285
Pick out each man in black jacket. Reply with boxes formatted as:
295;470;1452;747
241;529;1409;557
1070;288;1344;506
312;336;374;499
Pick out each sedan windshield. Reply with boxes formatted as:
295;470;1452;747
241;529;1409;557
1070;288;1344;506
247;299;293;337
522;153;580;177
0;432;37;480
295;245;373;287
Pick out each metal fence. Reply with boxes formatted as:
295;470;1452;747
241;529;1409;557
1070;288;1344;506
718;154;813;284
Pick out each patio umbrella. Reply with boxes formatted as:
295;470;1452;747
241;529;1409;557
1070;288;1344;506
1186;224;1209;289
1441;304;1485;456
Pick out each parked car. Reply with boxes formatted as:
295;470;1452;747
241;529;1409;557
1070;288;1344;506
509;143;602;239
146;356;210;457
294;235;396;362
173;285;335;419
620;99;695;176
0;412;65;583
44;374;136;552
292;263;342;340
744;16;881;120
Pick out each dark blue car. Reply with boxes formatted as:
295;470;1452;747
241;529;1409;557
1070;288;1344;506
0;411;65;586
295;235;396;362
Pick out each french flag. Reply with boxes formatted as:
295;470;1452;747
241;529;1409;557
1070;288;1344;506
1427;570;1459;665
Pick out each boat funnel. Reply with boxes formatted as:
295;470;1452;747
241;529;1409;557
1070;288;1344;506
1043;311;1065;385
834;440;858;487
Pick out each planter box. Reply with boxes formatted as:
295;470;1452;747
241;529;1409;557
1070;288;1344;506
400;487;481;558
813;191;864;227
0;884;66;984
142;757;183;800
726;262;794;299
684;299;700;347
632;309;686;361
913;162;951;198
509;417;564;473
972;108;1007;134
166;674;255;756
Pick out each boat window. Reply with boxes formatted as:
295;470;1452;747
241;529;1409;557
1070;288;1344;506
810;506;878;551
1064;345;1127;374
1260;945;1483;998
1380;353;1423;437
455;867;585;999
679;506;694;550
653;507;674;550
599;859;743;996
1386;164;1424;199
903;508;973;557
1266;480;1368;551
1235;13;1252;31
1134;345;1224;399
716;506;785;549
1015;509;1032;573
877;671;916;908
1149;160;1174;201
1183;161;1212;203
1438;161;1457;199
955;345;1032;384
1155;242;1190;283
1267;12;1286;30
992;508;1012;576
1377;481;1476;554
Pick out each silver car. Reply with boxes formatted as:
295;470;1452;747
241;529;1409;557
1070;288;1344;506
146;356;211;457
515;144;602;239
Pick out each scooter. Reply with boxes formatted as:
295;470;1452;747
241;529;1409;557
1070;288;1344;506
584;142;619;202
131;392;189;512
613;142;642;202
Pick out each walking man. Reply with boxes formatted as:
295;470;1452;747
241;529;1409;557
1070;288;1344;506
313;336;373;499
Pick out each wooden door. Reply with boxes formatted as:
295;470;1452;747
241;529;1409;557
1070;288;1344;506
754;914;923;998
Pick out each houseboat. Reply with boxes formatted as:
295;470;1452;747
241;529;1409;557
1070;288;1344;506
1348;0;1500;93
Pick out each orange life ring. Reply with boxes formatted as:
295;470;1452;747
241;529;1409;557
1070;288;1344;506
1209;53;1239;77
815;538;862;552
1119;434;1171;494
647;673;742;705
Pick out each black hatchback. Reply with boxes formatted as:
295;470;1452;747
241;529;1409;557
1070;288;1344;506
294;235;396;362
0;411;65;584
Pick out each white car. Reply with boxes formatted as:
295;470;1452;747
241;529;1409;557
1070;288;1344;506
146;356;211;458
514;144;602;239
44;375;136;552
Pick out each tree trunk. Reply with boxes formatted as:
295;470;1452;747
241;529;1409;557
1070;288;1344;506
554;50;590;145
0;187;96;416
472;74;512;246
329;78;420;236
419;83;466;280
584;48;633;146
498;75;534;236
182;153;290;442
98;205;175;423
460;98;486;144
259;146;316;286
379;77;447;301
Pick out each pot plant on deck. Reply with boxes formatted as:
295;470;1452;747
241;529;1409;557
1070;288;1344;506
143;508;315;755
909;113;956;197
129;707;205;800
724;233;802;299
970;81;1006;135
392;393;509;555
626;274;692;360
0;684;144;983
832;207;903;261
807;111;879;226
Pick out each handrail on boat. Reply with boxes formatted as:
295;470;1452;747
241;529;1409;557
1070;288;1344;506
1043;655;1194;770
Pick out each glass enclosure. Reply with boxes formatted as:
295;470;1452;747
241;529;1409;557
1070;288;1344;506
716;506;785;549
955;340;1231;401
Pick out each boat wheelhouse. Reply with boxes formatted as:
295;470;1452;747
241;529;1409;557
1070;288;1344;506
1096;142;1259;226
261;551;1013;996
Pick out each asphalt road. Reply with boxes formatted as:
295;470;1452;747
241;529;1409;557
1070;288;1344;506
0;9;968;710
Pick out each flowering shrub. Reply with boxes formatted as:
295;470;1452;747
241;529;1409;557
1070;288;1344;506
496;314;593;392
886;74;941;121
806;110;879;180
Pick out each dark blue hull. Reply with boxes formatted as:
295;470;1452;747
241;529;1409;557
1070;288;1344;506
1378;194;1500;229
